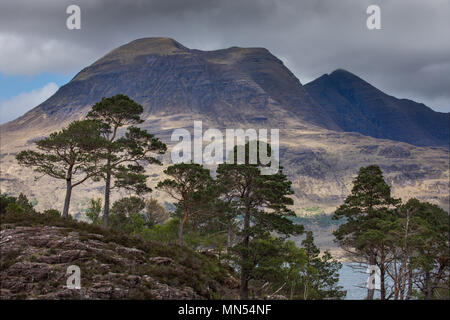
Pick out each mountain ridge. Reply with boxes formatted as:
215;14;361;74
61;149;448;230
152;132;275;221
304;69;449;147
2;37;338;132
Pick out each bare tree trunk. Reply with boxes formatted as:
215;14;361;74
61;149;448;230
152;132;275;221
380;265;386;300
379;247;386;300
177;207;189;246
424;272;432;299
62;178;72;218
290;279;295;300
227;225;232;249
367;253;376;300
406;268;413;300
393;254;400;300
102;159;111;227
400;208;411;300
304;277;309;300
239;259;249;299
240;209;250;300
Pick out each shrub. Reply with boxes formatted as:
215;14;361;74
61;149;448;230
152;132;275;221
145;197;169;225
141;218;179;243
17;193;35;212
0;194;17;214
84;198;102;224
111;197;145;216
6;203;24;214
43;209;61;218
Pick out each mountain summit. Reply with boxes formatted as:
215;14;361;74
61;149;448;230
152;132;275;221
4;37;338;131
6;39;447;148
305;69;449;147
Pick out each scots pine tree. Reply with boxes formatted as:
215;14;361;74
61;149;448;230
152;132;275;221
300;231;345;299
333;165;400;299
16;120;107;218
217;141;303;299
87;94;167;226
157;163;213;245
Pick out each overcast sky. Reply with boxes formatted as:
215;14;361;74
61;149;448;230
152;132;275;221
0;0;449;123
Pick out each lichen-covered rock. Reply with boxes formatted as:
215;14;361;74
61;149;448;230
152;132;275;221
148;257;174;265
0;225;237;300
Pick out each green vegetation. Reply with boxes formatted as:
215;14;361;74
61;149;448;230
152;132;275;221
10;94;448;300
15;94;167;226
144;197;169;226
16;120;108;218
299;231;345;299
333;165;449;300
0;197;233;299
84;198;102;225
1;193;36;215
215;142;304;299
86;94;167;227
157;163;213;246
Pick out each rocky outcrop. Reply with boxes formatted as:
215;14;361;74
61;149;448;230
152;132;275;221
0;225;238;300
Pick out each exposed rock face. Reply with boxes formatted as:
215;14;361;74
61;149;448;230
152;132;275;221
0;225;237;300
378;146;411;158
305;69;450;147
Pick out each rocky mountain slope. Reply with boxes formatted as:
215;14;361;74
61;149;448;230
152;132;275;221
305;69;449;147
0;211;239;299
2;37;338;132
0;37;448;220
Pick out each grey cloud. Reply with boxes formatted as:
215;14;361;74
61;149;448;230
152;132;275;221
0;0;449;111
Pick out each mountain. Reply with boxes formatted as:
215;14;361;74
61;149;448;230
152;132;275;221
305;69;449;147
1;38;448;238
3;37;338;132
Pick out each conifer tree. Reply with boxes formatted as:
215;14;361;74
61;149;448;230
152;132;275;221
333;165;400;299
16;120;107;217
217;141;303;299
87;94;167;226
157;163;213;245
301;231;345;299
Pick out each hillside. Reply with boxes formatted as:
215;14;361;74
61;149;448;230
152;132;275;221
305;69;450;147
0;37;448;221
0;210;239;299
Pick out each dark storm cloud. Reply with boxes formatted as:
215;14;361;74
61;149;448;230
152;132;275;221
0;0;449;111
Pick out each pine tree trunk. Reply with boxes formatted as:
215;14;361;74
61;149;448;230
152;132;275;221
240;260;249;300
240;209;250;300
177;206;189;246
227;225;232;249
380;266;386;300
400;208;411;300
380;247;386;300
424;272;432;299
102;161;111;227
406;268;413;300
62;178;72;218
367;253;376;300
177;221;184;246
